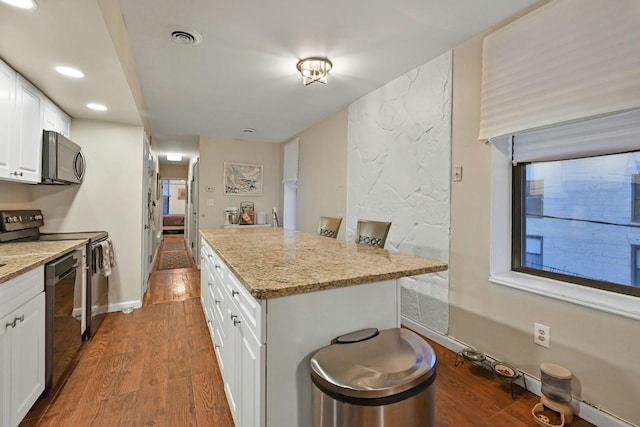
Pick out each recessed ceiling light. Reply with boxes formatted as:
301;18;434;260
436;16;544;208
243;128;256;133
166;153;182;161
55;66;84;78
0;0;37;9
86;103;107;111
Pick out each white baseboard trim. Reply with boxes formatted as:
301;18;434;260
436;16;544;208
108;300;142;313
401;316;636;427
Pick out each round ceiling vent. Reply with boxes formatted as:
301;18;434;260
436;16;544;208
170;29;202;46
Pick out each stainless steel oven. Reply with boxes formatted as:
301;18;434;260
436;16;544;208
44;249;84;393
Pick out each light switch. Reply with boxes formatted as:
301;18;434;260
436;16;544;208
206;199;214;206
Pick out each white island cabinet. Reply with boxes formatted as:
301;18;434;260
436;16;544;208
0;266;45;427
200;228;448;427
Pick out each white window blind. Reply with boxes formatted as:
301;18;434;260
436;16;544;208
512;108;640;164
479;0;640;141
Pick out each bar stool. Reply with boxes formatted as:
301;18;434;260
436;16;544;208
356;220;391;248
318;216;342;238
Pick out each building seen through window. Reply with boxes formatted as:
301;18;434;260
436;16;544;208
514;152;640;297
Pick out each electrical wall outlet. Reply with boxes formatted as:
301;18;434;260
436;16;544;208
534;323;550;348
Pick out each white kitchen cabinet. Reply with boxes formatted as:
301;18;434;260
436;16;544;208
0;59;45;184
43;98;71;138
12;75;44;183
200;241;264;427
0;267;45;427
0;60;17;180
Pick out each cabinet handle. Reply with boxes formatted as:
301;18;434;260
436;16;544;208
208;281;213;287
215;264;221;270
215;344;221;349
233;318;241;327
214;299;220;305
10;171;23;177
5;315;23;328
230;314;238;321
231;290;239;297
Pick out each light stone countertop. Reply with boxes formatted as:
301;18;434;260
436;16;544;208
200;228;448;299
0;240;88;284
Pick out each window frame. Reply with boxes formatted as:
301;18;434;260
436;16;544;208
489;136;640;321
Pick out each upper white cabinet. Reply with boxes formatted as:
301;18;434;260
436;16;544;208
0;58;69;184
0;60;16;180
13;75;44;183
43;98;71;138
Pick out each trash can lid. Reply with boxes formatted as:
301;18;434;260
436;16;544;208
310;328;436;399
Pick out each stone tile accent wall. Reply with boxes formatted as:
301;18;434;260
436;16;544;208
346;51;452;333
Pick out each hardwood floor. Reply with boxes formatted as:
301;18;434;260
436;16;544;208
20;235;596;427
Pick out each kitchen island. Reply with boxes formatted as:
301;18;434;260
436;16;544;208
200;227;447;427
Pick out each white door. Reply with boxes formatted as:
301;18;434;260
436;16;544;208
141;135;153;294
190;160;199;261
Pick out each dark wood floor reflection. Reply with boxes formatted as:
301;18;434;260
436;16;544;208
20;234;595;427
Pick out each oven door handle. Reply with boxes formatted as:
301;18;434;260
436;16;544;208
58;263;80;281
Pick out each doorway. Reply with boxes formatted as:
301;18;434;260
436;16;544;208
161;179;187;236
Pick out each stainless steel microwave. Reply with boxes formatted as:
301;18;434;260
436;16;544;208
41;130;85;185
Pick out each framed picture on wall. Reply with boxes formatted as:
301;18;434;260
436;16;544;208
224;162;263;195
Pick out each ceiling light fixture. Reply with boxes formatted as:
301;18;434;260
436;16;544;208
166;153;182;162
296;57;333;85
242;128;256;133
86;103;107;111
0;0;37;9
55;66;84;78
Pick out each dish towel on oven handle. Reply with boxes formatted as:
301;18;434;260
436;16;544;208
97;239;116;277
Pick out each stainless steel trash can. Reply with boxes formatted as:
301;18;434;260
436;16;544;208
310;328;437;427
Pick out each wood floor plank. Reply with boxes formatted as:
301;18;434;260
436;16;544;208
141;342;169;388
166;377;197;427
93;391;139;427
193;371;234;427
81;354;124;404
114;350;145;395
133;384;168;427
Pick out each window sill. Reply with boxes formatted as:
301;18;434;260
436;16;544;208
489;271;640;322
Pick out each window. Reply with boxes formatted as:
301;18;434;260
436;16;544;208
512;153;640;297
525;180;544;216
632;246;640;287
524;236;543;269
632;174;640;222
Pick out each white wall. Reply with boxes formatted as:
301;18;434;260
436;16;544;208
293;109;348;239
347;52;452;334
449;34;640;424
0;181;31;209
168;180;186;214
198;136;281;230
30;119;145;308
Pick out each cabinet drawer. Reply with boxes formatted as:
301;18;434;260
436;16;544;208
226;273;263;343
0;266;44;319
